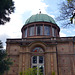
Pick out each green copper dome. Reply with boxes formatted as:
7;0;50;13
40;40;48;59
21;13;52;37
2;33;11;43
25;14;56;25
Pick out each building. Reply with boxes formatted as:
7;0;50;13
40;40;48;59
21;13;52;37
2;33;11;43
6;13;75;75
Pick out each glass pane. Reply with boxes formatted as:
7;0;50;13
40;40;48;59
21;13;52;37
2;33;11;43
39;65;44;75
33;47;38;52
33;47;43;52
36;26;43;35
29;26;34;36
44;26;50;35
32;66;37;75
25;28;27;37
37;26;40;35
52;27;56;37
32;66;37;68
33;56;37;64
52;27;55;37
39;56;43;63
40;26;43;35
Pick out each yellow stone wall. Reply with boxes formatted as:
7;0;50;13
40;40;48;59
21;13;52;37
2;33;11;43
6;38;75;75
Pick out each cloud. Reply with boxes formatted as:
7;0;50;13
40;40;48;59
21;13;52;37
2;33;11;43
73;29;75;31
0;0;48;38
0;34;9;49
0;13;22;38
13;0;48;15
60;32;66;37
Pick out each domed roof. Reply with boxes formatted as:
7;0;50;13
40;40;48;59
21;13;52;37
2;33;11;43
25;14;57;25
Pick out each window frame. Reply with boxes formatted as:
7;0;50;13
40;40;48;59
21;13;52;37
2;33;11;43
31;56;44;75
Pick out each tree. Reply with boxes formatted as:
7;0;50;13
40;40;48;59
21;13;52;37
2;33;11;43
0;0;15;25
0;40;13;75
20;67;43;75
56;0;75;27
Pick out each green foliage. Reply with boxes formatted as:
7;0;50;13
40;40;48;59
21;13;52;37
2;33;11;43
20;67;43;75
0;40;13;75
52;71;55;75
20;68;37;75
0;0;15;25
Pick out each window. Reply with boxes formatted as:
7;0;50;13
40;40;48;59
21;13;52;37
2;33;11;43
32;47;44;75
52;27;56;37
32;56;44;75
36;25;43;35
29;26;34;36
33;47;43;52
44;25;50;35
25;28;27;37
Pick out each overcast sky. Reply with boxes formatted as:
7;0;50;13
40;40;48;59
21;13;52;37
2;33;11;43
0;0;75;48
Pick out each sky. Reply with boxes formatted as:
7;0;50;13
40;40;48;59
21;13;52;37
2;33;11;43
0;0;75;48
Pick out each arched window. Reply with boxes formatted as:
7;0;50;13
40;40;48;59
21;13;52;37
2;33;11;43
31;47;44;75
33;47;43;52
